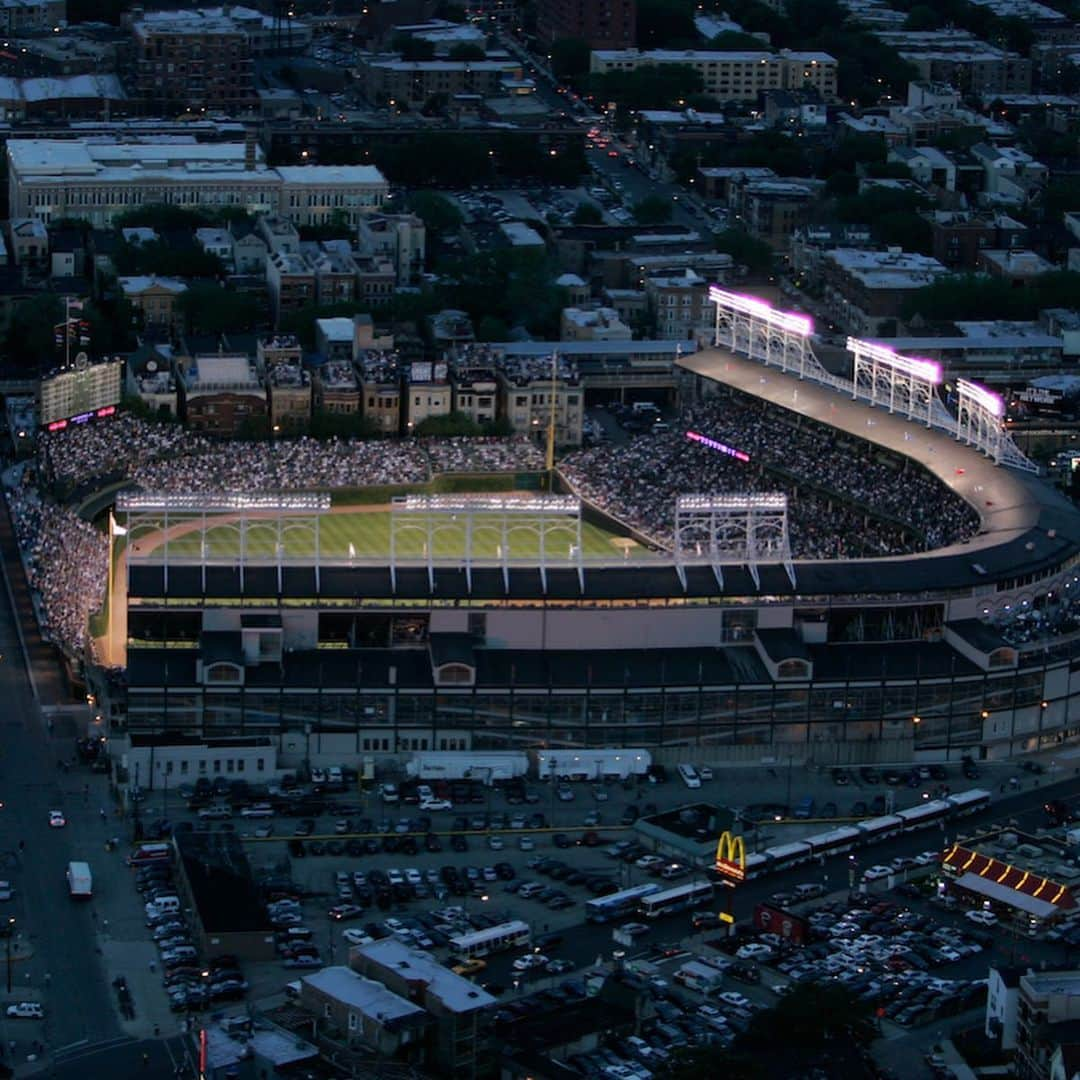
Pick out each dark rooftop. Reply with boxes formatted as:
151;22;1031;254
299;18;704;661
175;831;272;935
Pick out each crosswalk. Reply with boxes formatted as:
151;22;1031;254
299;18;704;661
52;1034;133;1065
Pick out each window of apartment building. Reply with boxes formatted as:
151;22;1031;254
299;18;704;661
257;758;265;771
226;759;234;773
180;760;189;774
213;760;221;773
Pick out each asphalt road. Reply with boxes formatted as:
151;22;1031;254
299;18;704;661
0;529;124;1065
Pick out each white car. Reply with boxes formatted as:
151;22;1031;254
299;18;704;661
862;865;893;882
719;991;752;1011
699;766;714;781
6;1002;43;1019
735;942;774;961
48;809;66;828
404;869;422;886
512;953;549;971
635;855;664;869
913;850;940;866
342;929;375;946
965;909;998;926
386;869;404;886
488;835;505;850
420;799;452;812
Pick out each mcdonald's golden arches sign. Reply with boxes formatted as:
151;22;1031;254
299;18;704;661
715;830;746;881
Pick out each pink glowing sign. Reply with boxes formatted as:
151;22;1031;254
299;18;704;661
686;430;751;462
709;286;813;337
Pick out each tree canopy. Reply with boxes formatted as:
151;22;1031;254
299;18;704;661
632;195;674;225
902;271;1080;322
550;37;592;79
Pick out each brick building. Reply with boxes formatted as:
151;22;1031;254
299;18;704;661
537;0;636;49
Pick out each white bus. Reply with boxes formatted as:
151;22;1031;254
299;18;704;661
449;920;531;959
640;880;714;919
677;763;701;789
585;883;661;923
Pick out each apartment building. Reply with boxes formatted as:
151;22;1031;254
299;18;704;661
314;359;361;415
180;353;267;437
7;138;387;228
496;352;584;448
350;940;496;1079
560;306;633;342
927;210;1028;269
266;252;314;323
404;361;452;431
1016;971;1080;1080
359;353;401;435
589;48;839;103
118;275;188;333
644;269;712;340
130;8;256;114
740;179;818;250
876;30;1033;94
265;360;311;433
357;213;426;285
822;247;948;335
450;365;498;427
537;0;636;48
0;0;65;35
355;55;524;107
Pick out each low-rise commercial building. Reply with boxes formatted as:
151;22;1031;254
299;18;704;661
118;275;188;334
560;306;633;342
265;360;311;433
1016;971;1080;1080
355;54;525;107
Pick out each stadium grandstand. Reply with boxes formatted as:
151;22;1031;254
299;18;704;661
6;289;1080;770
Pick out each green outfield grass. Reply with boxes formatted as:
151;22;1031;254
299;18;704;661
133;510;648;562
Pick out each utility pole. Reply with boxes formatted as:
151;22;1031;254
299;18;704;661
545;350;558;484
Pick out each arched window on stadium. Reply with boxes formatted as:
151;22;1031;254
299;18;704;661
204;662;243;685
777;659;811;680
988;647;1017;669
435;663;475;687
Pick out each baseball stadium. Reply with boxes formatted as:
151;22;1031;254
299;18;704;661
14;288;1080;771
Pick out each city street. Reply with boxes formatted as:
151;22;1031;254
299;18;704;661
0;531;125;1071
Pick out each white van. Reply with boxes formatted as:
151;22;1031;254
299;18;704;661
380;783;399;804
145;896;180;916
677;763;701;789
518;882;545;899
240;803;274;819
794;883;826;900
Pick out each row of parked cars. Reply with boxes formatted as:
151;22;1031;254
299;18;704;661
136;861;249;1011
714;892;989;1030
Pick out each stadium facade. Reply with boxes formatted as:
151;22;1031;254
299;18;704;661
117;341;1080;768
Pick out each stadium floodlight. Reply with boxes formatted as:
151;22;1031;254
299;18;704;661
116;492;331;513
709;286;813;336
394;494;580;516
847;339;942;384
957;379;1004;417
676;493;787;512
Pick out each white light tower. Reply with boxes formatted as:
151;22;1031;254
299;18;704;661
674;493;795;591
848;337;949;429
956;379;1037;472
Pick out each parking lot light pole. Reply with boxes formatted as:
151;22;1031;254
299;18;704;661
5;916;15;993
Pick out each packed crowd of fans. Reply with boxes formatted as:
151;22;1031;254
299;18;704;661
40;418;544;493
561;394;980;559
5;485;107;656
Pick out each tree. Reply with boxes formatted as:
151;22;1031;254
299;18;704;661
550;37;591;80
636;0;697;47
714;229;774;276
392;34;436;61
589;63;704;113
6;293;63;371
632;195;673;225
711;30;771;49
176;282;261;336
448;41;486;60
659;1048;767;1079
741;983;875;1052
571;202;604;225
475;315;510;341
414;411;482;437
407;191;464;239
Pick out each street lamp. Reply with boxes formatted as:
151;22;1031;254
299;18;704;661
5;916;15;993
